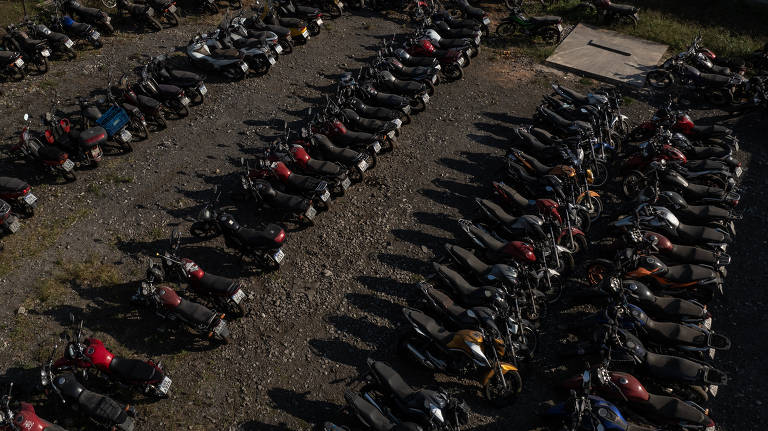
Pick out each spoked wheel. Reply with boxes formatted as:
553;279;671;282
584;195;603;221
551;250;575;275
444;64;463;81
401;112;412;125
589;160;609;186
324;1;342;18
543;273;564;304
520;325;538;355
166;11;179;27
279;39;293;54
646;70;673;89
585;262;610;286
424;79;435;95
622;171;647;198
349;166;364;183
131;117;150;140
36;57;49;74
174;102;190;118
496;22;516;38
484;368;522;407
558;232;588;255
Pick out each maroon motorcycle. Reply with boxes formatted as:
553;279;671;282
0;177;37;217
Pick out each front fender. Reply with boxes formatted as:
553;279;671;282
481;362;519;385
557;227;585;243
577;190;600;202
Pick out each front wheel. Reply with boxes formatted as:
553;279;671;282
279;39;293;54
496;22;517;38
622;171;647;198
540;27;561;45
484;369;522;407
443;64;463;81
190;221;217;239
558;232;588;255
154;113;167;130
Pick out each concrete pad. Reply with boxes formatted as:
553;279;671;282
545;23;668;87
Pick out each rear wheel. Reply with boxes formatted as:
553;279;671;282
64;46;77;60
279;39;293;54
308;21;321;36
36;57;49;74
166;11;179;27
541;27;560;45
424;79;435;95
154;113;167;130
495;22;517;38
589;160;609;186
131;117;150;140
324;1;342;18
622;171;647;198
92;38;103;49
444;64;463;81
558;232;588;255
190;221;217;239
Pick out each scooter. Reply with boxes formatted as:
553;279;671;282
53;318;172;398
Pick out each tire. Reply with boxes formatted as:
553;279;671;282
131;117;150;140
93;38;103;49
103;22;115;35
520;325;537;356
154;113;167;130
148;16;163;31
174;102;190;118
444;64;463;81
552;250;575;274
575;208;591;233
544;273;563;304
504;0;521;10
706;89;732;107
190;221;216;239
582;194;603;222
166;11;179;27
14;66;25;81
484;368;522;407
279;39;293;54
424;79;435;95
410;97;426;113
120;137;133;153
36;57;49;74
590;160;609;187
308;21;321;36
541;27;560;45
401;112;412;125
646;70;673;89
622;171;647;198
350;166;364;183
195;88;206;105
367;151;378;170
558;232;588;255
63;170;77;182
65;46;77;60
462;52;471;67
325;1;342;18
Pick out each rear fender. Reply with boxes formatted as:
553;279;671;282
557;227;585;243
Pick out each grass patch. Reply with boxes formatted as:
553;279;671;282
106;173;134;184
39;79;58;90
578;76;594;86
519;44;555;62
33;254;122;304
87;183;103;196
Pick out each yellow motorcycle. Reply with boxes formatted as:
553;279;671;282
254;0;311;42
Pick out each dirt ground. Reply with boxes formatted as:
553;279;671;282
1;6;767;431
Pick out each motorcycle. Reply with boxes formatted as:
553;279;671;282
398;308;522;406
247;159;332;208
136;65;191;117
133;274;231;342
149;55;208;104
240;176;318;225
113;74;169;129
40;348;136;431
77;96;134;153
60;0;114;34
42;107;105;168
53;318;172;398
56;15;102;49
0;48;26;81
190;188;287;267
545;373;635;431
496;7;562;45
343;390;424;431
0;200;21;235
297;131;372;176
186;34;249;80
0;177;37;218
116;0;163;31
0;383;67;431
26;19;76;60
13;114;77;181
573;0;639;27
3;24;51;74
403;37;465;81
135;0;179;26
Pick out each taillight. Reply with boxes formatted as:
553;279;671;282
275;229;285;243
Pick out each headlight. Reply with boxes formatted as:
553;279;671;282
586;169;594;184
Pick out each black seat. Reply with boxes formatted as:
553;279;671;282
306;158;344;175
286;172;324;191
685;158;729;171
433;263;499;306
477;198;517;224
109;357;162;381
607;3;637;13
641;317;707;346
69;21;92;33
406;309;453;344
528;15;561;24
198;272;239;296
697;72;731;86
76;127;107;147
237;224;282;248
641;393;710;425
136;94;162;109
272;189;310;210
175;299;215;324
468;223;506;252
371;361;414;400
77;391;130;425
0;177;28;192
687;145;728;159
668;244;718;266
445;244;490;275
682;182;725;200
493;182;533;210
663;264;717;282
557;85;589;105
675;223;729;243
313;134;363;163
427;286;471;322
0;51;19;59
691;124;730;137
38;145;67;162
344;391;394;431
643;351;702;381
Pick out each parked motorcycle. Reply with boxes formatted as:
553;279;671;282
116;0;163;31
56;15;102;49
60;0;114;34
13;113;77;181
26;19;76;60
0;177;37;218
496;7;562;44
3;24;51;74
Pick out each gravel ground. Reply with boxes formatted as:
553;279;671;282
0;7;767;431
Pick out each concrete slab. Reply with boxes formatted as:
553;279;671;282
545;23;668;87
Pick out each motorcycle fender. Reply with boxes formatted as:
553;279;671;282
557;227;585;243
481;362;518;386
576;190;600;203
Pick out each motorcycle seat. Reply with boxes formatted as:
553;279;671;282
38;145;68;162
233;37;268;49
331;130;377;146
426;285;471;321
344;391;394;431
20;37;47;48
313;134;363;162
83;104;102;121
109;357;162;381
346;98;398;120
515;129;552;153
445;244;491;275
407;308;453;344
528;15;561;24
696;72;731;86
691;124;731;137
156;83;182;96
271;189;310;210
237;223;283;248
493;182;534;210
684;158;730;172
0;177;29;192
77;390;131;425
67;21;92;33
199;272;239;296
557;85;590;105
211;47;242;59
668;244;720;266
74;127;108;147
663;264;718;282
468;223;506;252
371;361;415;400
295;5;319;15
607;3;637;13
286;172;325;191
679;203;730;220
306;158;344;175
278;17;304;28
0;51;19;59
676;223;729;244
175;298;215;324
682;182;725;200
433;263;500;306
641;393;711;425
643;351;704;381
167;68;203;82
136;94;162;109
707;63;731;75
686;145;729;159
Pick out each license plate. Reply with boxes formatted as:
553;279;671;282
168;4;176;12
337;1;343;6
240;63;249;72
14;58;24;68
556;24;563;32
431;74;437;83
213;319;226;334
65;39;74;48
402;105;411;114
23;193;38;207
305;206;317;219
92;31;100;40
180;96;190;106
387;130;395;139
372;141;381;153
273;248;285;264
708;348;715;360
158;376;172;394
704;317;712;330
62;159;75;171
199;83;207;95
231;289;245;304
709;385;718;397
341;177;351;190
474;35;480;45
317;18;323;25
120;129;132;142
275;44;283;54
302;29;309;38
422;93;430;103
735;166;742;177
482;16;490;25
268;56;276;65
147;7;154;15
41;49;50;57
357;160;368;172
457;57;465;66
91;147;101;158
8;219;20;233
320;189;331;202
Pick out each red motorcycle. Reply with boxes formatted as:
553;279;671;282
53;319;171;398
563;366;716;430
13;114;76;182
0;384;66;431
404;38;465;81
629;100;738;149
0;177;37;217
248;159;332;208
